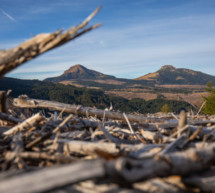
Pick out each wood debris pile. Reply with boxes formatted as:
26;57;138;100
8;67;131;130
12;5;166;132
0;92;215;193
1;6;215;193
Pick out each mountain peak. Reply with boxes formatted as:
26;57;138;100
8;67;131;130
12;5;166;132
160;65;176;71
45;64;115;82
64;64;87;74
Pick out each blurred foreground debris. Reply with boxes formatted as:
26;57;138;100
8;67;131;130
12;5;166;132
0;7;102;77
0;95;215;192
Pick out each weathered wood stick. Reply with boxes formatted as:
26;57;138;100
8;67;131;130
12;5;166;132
0;91;7;113
11;133;23;153
98;124;140;144
129;144;164;158
108;142;215;183
140;130;174;142
189;126;203;141
3;113;44;136
196;101;206;116
20;151;75;162
59;140;120;155
25;132;52;149
165;125;190;142
14;97;215;127
98;124;121;143
159;133;188;155
134;177;190;193
0;159;105;193
52;139;149;155
183;169;215;192
13;97;161;123
0;112;23;124
47;117;120;130
177;110;187;137
154;119;215;129
189;126;215;139
5;133;27;169
53;114;73;133
0;7;102;77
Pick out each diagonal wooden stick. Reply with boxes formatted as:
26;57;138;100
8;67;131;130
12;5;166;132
0;7;102;77
3;113;44;136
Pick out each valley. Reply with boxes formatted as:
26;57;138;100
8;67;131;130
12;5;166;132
2;64;212;114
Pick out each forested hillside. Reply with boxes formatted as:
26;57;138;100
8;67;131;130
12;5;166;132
0;77;192;113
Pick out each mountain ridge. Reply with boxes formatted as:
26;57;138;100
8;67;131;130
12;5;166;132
45;64;215;86
135;65;215;85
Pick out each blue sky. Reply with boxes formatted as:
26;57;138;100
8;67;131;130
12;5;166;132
1;0;215;80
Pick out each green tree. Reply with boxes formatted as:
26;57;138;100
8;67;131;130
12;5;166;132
203;81;215;115
161;104;171;113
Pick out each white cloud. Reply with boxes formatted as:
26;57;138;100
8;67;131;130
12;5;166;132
0;8;17;22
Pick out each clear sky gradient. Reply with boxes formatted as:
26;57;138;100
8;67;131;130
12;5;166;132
1;0;215;80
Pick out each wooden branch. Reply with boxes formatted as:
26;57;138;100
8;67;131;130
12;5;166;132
129;144;165;158
0;7;102;77
10;133;23;153
196;101;206;116
3;113;44;136
0;112;23;124
25;132;52;149
20;152;75;163
14;97;215;128
0;91;7;113
134;177;190;193
159;133;188;155
47;117;120;130
0;159;105;193
58;140;120;155
52;139;150;155
5;133;27;169
140;129;174;142
177;111;187;137
53;114;73;133
183;169;215;192
189;126;215;139
98;124;121;143
13;97;161;124
107;142;215;183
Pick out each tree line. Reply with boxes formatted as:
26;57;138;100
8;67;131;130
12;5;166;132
0;77;192;113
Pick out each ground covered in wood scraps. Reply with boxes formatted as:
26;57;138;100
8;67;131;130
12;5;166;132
0;95;215;193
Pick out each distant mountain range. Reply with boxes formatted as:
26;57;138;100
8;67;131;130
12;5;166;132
45;64;215;86
1;64;210;110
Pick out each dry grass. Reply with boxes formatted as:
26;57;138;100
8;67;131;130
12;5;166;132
92;79;125;85
135;72;159;80
161;92;208;107
60;81;85;88
106;90;207;107
157;84;206;89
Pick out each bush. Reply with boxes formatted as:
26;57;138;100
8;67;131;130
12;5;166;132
203;82;215;115
161;104;171;113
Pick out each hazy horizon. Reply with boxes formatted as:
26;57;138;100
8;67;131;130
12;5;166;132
1;0;215;80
